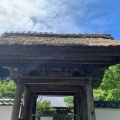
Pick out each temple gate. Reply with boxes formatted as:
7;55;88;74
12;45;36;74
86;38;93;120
0;32;120;120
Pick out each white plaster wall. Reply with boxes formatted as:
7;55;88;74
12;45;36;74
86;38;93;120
95;108;120;120
0;106;12;120
1;106;120;120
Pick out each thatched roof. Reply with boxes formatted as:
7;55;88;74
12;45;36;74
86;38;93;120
0;32;119;46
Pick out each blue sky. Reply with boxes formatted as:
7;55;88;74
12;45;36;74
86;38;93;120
0;0;120;39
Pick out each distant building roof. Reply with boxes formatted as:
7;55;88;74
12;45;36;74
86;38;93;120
95;101;120;108
0;99;14;106
39;96;120;108
38;96;67;107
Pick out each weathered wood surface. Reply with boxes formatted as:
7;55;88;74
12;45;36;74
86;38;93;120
23;88;34;120
29;85;82;92
80;89;88;120
36;92;76;95
74;95;77;120
12;76;100;88
75;93;81;120
22;88;29;120
11;81;23;120
86;84;96;120
32;94;37;120
21;77;98;84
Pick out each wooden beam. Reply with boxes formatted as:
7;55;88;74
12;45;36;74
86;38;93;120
1;46;120;58
0;58;114;64
13;76;101;88
0;60;114;69
36;92;76;96
0;60;113;70
29;85;82;92
12;76;99;85
11;81;23;120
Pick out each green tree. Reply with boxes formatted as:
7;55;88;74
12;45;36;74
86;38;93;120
36;100;56;115
94;64;120;101
0;80;16;98
64;96;74;115
64;96;73;108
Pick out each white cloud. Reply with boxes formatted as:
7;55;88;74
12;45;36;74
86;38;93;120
0;0;110;34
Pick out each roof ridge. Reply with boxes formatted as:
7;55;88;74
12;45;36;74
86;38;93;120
1;32;114;39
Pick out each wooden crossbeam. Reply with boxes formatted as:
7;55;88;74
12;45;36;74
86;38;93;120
0;58;115;63
12;76;99;85
35;92;76;95
28;85;82;92
0;61;113;71
1;46;120;57
0;57;115;63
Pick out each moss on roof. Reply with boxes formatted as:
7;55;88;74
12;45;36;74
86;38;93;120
0;32;120;46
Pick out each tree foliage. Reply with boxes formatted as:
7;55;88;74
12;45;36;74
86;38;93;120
36;100;56;115
64;96;73;114
64;96;73;108
94;64;120;101
0;80;16;98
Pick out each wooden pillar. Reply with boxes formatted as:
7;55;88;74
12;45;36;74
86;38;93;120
23;88;29;120
80;88;88;120
23;88;34;120
11;80;23;120
74;95;77;120
74;93;81;120
86;83;96;120
28;93;34;120
32;94;37;120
